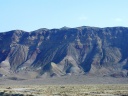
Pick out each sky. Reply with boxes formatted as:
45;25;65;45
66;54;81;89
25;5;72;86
0;0;128;32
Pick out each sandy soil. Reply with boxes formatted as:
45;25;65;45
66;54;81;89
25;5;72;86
0;84;128;96
0;75;128;96
0;75;128;85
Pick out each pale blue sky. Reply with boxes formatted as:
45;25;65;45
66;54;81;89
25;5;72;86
0;0;128;32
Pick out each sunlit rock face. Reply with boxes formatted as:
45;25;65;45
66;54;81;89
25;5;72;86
0;26;128;78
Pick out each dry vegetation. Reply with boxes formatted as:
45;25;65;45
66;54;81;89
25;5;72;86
0;84;128;96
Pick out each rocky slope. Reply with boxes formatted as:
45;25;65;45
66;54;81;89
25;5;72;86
0;26;128;78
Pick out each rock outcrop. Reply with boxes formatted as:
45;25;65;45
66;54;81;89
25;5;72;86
0;26;128;78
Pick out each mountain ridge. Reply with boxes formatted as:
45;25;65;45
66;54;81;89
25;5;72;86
0;26;128;78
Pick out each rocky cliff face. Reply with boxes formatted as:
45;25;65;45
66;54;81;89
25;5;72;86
0;26;128;78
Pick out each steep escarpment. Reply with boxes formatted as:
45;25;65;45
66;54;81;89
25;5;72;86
0;26;128;78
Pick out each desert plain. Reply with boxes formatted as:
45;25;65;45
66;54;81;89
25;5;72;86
0;75;128;96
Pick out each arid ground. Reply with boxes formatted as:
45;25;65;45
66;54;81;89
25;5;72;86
0;84;128;96
0;75;128;96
